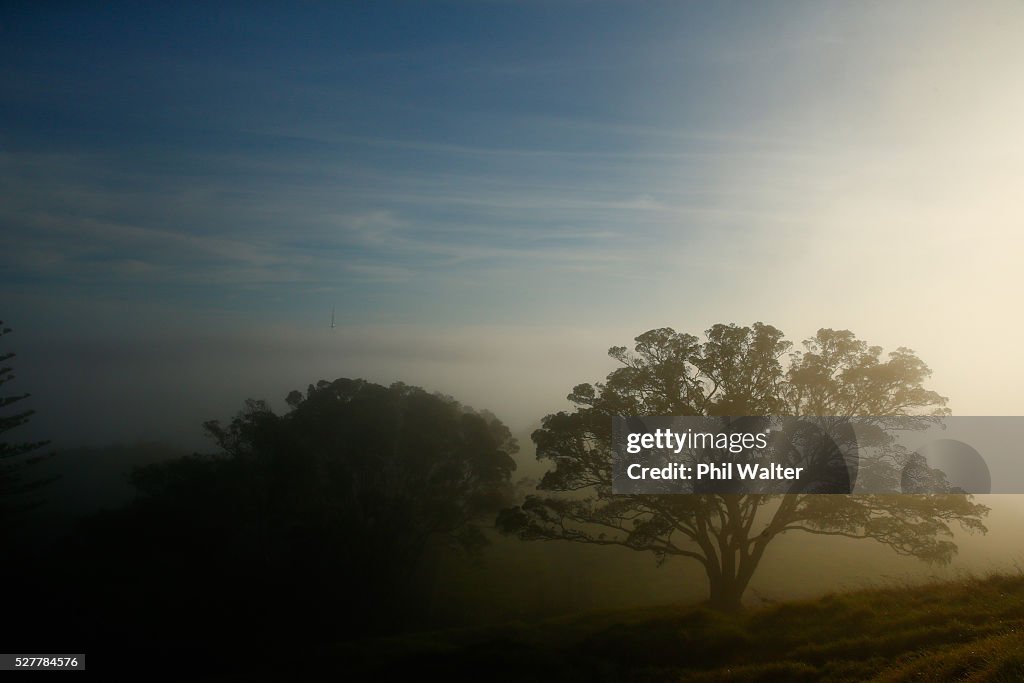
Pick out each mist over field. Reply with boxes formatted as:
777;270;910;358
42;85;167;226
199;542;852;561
4;1;1024;679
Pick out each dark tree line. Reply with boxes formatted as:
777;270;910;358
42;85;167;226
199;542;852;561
4;373;518;677
45;379;518;661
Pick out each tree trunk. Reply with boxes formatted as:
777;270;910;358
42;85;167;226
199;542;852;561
696;495;781;611
705;537;766;611
706;570;747;612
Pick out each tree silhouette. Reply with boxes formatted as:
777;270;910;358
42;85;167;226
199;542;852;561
199;378;519;565
0;322;55;537
497;323;988;611
79;378;518;644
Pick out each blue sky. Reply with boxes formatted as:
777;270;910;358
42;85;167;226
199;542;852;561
2;2;838;327
4;2;1024;445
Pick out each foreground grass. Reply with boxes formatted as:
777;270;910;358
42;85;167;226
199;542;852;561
336;572;1024;682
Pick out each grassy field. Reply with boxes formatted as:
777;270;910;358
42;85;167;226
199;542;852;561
336;572;1024;681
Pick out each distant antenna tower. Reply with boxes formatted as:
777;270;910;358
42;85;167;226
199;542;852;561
330;305;336;329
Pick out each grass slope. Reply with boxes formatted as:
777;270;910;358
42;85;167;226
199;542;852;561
337;573;1024;682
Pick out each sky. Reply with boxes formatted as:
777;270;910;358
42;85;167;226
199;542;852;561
3;2;1024;448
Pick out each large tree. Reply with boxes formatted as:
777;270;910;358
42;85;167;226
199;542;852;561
497;323;988;611
197;378;520;579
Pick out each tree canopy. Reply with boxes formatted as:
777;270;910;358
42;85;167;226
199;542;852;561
498;323;988;610
196;378;520;565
